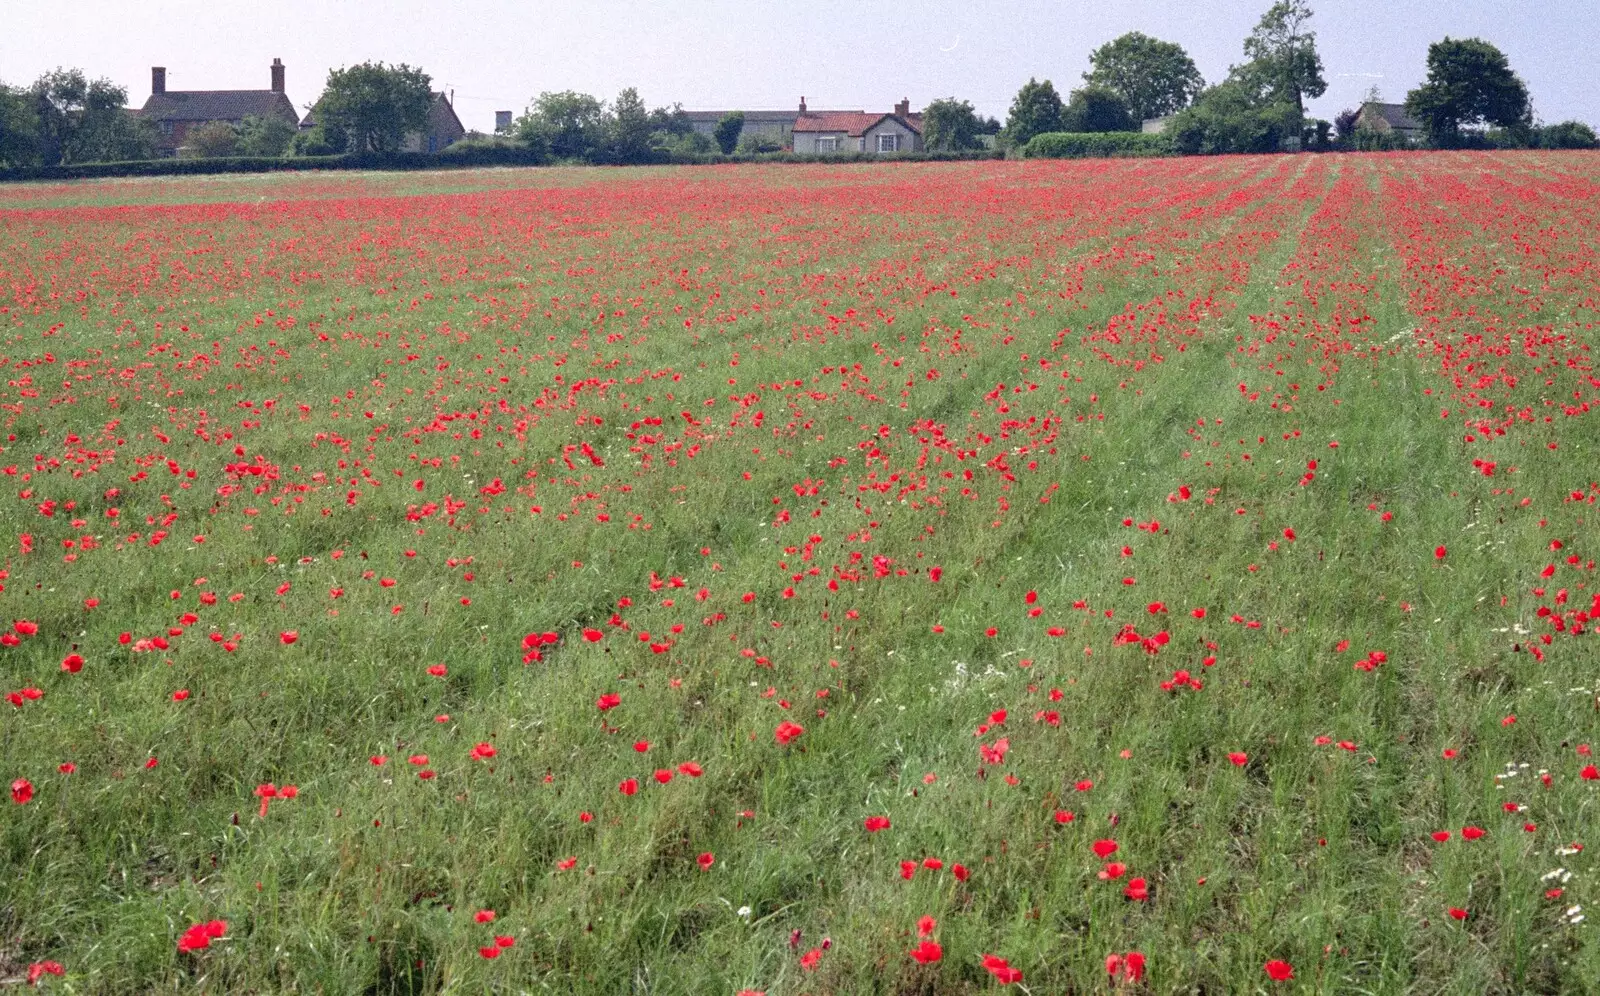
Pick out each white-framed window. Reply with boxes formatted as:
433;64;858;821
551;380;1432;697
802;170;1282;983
815;136;839;152
876;133;900;152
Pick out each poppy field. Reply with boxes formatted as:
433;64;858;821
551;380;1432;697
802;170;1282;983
2;153;1599;994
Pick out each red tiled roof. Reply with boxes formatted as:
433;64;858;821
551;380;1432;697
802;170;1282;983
794;112;920;137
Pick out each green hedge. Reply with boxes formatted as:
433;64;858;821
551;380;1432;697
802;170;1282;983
0;146;1005;184
1021;131;1173;159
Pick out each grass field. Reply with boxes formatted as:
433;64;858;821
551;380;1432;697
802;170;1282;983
1;153;1598;994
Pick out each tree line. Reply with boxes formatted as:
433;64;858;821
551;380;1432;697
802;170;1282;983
976;1;1595;155
2;4;1596;170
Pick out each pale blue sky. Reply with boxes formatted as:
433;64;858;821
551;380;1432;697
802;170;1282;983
3;0;1594;132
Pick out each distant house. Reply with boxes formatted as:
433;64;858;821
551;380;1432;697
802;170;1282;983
682;97;923;153
1356;102;1425;143
1141;115;1176;135
136;59;299;156
684;99;859;149
792;99;923;154
401;93;465;153
299;91;466;153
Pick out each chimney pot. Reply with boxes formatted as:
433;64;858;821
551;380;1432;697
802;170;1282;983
270;58;285;94
799;96;807;115
152;67;166;95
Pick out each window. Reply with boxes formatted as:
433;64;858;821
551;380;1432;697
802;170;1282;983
815;136;839;152
876;133;900;152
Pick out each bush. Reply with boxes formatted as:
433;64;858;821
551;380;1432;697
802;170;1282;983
1167;87;1300;156
734;132;784;155
1538;121;1597;150
1022;131;1172;159
182;121;239;159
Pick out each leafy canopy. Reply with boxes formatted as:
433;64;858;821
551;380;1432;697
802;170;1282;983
236;115;298;158
318;62;433;154
183;121;239;159
712;112;744;155
1405;37;1531;144
1168;81;1301;155
921;98;984;151
1003;78;1064;148
1084;32;1205;122
1061;86;1137;133
27;68;147;165
1232;0;1326;112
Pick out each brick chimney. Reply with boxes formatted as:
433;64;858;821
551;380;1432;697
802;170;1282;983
270;58;285;94
152;67;166;95
895;98;910;118
799;96;807;115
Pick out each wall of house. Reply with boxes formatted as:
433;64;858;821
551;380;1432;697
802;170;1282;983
792;130;852;154
861;119;919;153
402;100;466;153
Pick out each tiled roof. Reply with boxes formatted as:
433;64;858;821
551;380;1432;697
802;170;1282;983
793;112;920;137
138;90;299;124
681;109;860;124
1364;102;1423;131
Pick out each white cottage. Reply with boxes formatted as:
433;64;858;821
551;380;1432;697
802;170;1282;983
792;99;923;155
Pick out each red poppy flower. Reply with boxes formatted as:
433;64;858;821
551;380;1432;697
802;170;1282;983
1264;959;1294;981
774;720;805;745
864;815;890;832
909;940;942;964
981;953;1023;984
697;852;714;871
10;778;33;804
1092;838;1119;858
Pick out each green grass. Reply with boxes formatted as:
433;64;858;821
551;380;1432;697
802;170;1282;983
1;153;1598;994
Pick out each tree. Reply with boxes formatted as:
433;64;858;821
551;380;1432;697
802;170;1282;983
1003;78;1064;148
607;87;654;163
184;120;239;158
289;118;348;156
1405;38;1531;146
1084;32;1205;123
712;111;744;155
1540;120;1597;150
1233;1;1326;113
1061;86;1136;133
1332;107;1361;144
1168;81;1299;155
648;103;692;137
920;98;983;151
317;62;433;154
236;114;297;157
0;84;41;167
515;91;607;160
28;68;133;165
